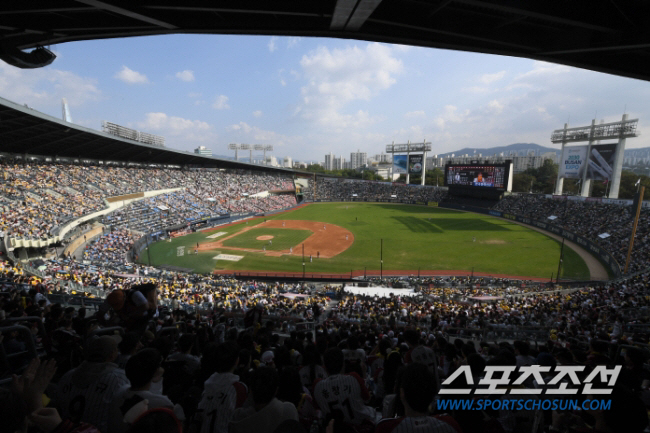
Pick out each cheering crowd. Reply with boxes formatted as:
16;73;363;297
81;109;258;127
494;195;650;274
0;159;298;240
83;229;135;267
303;178;447;203
3;249;650;433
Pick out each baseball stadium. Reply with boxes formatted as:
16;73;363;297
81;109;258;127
2;3;650;433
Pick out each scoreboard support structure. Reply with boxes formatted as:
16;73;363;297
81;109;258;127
551;114;638;199
386;141;431;184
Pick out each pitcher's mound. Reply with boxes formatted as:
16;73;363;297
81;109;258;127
256;235;274;241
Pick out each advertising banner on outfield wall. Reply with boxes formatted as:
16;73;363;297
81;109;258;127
587;143;618;180
393;155;407;174
559;145;588;179
408;154;423;175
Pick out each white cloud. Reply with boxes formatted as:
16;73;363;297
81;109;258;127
404;110;425;118
287;37;301;48
175;70;195;82
487;99;504;114
114;65;148;84
228;121;252;133
212;95;230;110
226;121;299;148
297;42;404;129
268;37;278;53
137;112;211;135
479;70;506;84
461;86;490;93
0;62;101;109
253;110;263;118
515;61;571;81
132;112;217;150
433;105;469;130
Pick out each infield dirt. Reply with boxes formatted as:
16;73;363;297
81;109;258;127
197;220;354;258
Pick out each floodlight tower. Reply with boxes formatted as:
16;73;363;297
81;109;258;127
254;144;273;165
228;143;251;161
253;144;264;164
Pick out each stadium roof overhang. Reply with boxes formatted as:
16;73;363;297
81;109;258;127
1;1;650;81
0;96;300;173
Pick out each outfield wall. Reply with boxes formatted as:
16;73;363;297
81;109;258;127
439;203;621;278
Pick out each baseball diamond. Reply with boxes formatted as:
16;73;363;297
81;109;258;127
143;202;593;280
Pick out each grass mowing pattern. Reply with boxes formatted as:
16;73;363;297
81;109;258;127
143;203;590;279
222;228;312;251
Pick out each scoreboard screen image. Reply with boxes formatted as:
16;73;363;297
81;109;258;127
444;164;509;189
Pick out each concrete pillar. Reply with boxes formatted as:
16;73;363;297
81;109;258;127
555;178;564;196
554;123;568;195
421;149;427;186
608;113;628;199
406;141;410;184
580;119;596;197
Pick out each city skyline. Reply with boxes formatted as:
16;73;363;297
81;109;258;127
1;34;650;161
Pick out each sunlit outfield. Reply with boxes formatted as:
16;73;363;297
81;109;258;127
141;202;590;280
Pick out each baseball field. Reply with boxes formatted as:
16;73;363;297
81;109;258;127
139;202;592;280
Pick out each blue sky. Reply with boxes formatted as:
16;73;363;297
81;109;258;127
1;34;650;162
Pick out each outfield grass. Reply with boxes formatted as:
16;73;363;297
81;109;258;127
141;203;591;279
222;228;312;251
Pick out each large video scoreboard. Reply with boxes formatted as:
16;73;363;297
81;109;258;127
444;162;512;192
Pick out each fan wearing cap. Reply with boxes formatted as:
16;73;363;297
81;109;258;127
53;336;129;433
403;330;440;391
261;350;275;368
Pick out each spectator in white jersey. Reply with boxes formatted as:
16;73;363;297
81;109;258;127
197;341;247;433
315;347;378;426
229;367;299;433
299;344;327;391
374;364;460;433
54;336;130;433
